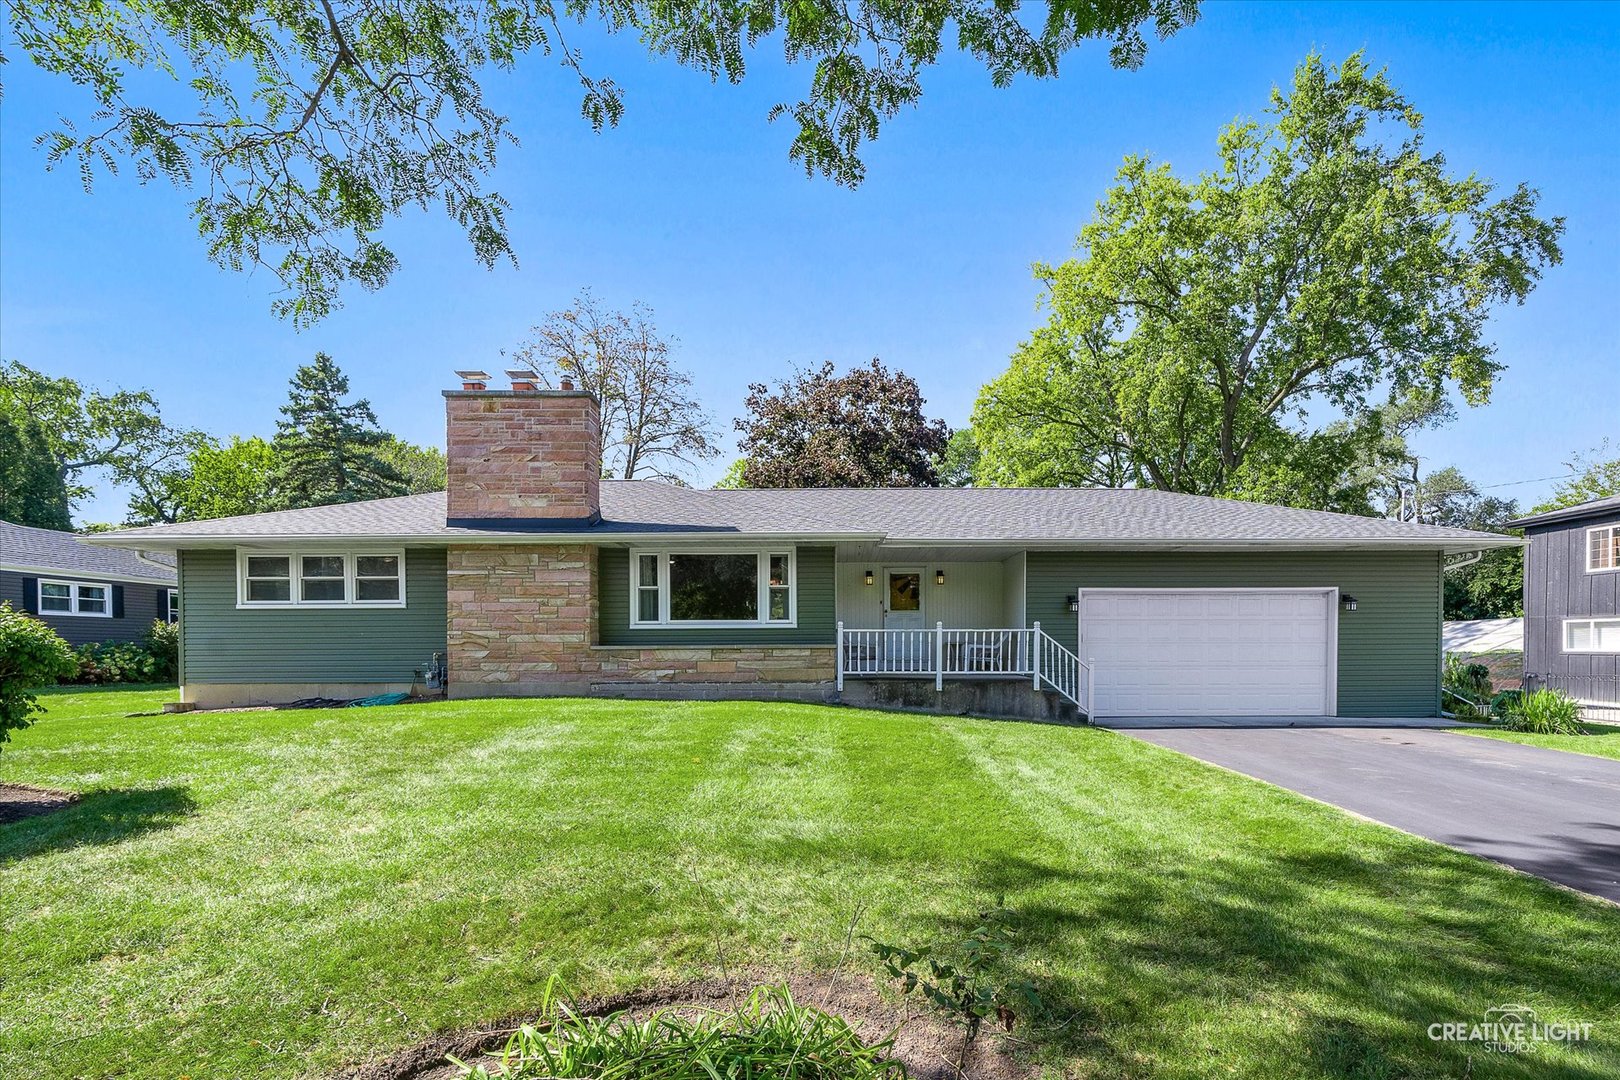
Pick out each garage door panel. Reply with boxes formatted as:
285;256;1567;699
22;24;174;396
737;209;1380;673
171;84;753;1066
1081;589;1334;717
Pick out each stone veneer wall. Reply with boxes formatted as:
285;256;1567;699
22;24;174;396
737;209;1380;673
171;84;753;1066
444;391;601;520
446;544;834;698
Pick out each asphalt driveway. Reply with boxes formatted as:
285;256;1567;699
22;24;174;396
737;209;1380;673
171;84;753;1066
1105;722;1620;903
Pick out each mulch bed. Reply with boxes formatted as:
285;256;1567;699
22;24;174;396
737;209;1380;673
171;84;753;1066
0;782;80;825
337;973;1034;1080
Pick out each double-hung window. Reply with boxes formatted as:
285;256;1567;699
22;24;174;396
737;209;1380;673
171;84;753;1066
630;549;796;627
1564;618;1620;653
236;550;406;608
1589;526;1619;573
38;579;112;617
166;589;180;623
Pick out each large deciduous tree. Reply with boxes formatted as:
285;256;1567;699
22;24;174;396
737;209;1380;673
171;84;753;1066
510;291;719;482
271;354;407;509
0;360;197;526
0;413;73;530
1536;443;1620;512
735;359;950;487
6;0;1200;323
972;52;1564;504
126;435;280;524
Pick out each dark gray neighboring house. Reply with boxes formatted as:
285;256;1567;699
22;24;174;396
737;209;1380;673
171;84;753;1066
1507;494;1620;716
1;520;177;646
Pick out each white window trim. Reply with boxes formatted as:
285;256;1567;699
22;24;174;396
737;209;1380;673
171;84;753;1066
1562;617;1620;654
1587;525;1619;574
166;588;180;624
235;549;407;609
629;548;797;629
37;578;114;618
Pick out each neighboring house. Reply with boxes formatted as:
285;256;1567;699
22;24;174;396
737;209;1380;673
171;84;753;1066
2;519;177;646
1507;494;1620;718
1443;618;1524;654
87;373;1518;719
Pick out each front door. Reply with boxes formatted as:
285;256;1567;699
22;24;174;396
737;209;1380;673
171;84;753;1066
882;568;925;631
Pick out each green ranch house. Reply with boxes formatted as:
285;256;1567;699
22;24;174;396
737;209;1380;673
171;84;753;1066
89;371;1519;721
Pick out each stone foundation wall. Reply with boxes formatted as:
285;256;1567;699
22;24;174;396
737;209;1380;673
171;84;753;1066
446;543;835;698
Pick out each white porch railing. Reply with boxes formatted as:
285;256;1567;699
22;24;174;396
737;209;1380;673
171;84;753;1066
836;621;1093;715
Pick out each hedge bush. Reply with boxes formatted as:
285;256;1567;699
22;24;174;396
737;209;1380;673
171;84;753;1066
66;620;180;685
0;602;77;752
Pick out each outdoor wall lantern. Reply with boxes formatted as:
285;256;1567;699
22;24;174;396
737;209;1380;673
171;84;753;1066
1341;595;1358;611
1067;595;1079;613
936;570;946;586
864;569;874;586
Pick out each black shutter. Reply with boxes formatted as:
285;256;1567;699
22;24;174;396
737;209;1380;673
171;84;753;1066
111;584;125;619
21;577;38;614
156;586;168;618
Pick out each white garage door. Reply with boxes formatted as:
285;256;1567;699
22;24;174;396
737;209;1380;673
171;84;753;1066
1079;589;1336;717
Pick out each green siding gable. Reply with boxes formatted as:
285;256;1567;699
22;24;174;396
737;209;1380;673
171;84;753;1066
1024;550;1443;717
599;546;836;646
178;548;447;684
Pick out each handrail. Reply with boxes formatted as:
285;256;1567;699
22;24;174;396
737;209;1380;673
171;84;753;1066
836;622;1092;715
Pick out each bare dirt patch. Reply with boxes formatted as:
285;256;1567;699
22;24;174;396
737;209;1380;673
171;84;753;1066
0;782;80;825
337;973;1035;1080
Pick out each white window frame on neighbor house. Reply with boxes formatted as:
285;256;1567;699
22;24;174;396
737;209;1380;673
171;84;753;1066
166;588;180;623
629;548;797;628
37;578;113;617
1563;617;1620;654
1588;525;1619;573
235;549;407;609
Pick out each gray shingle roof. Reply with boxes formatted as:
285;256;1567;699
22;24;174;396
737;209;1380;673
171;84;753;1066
1506;493;1620;530
82;483;1517;551
1;519;176;582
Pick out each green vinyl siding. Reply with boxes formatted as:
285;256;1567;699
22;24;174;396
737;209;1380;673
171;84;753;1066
178;548;447;684
599;546;836;646
1025;550;1444;717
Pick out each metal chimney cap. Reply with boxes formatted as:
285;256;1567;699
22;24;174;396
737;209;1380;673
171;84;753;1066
455;369;491;380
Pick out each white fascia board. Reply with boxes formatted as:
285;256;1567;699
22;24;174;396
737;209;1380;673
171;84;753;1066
0;562;176;585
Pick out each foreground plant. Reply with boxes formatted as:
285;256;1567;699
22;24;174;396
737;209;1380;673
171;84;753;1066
867;899;1042;1066
451;978;903;1080
0;603;77;753
1501;689;1585;736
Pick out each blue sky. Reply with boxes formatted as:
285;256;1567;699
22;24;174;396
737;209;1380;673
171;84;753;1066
2;1;1615;524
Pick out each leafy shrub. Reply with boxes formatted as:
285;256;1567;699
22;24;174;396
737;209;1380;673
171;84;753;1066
868;899;1042;1061
143;619;180;681
69;641;165;684
1501;689;1584;735
452;979;901;1080
1489;689;1522;719
63;621;179;685
0;602;77;752
1443;654;1493;714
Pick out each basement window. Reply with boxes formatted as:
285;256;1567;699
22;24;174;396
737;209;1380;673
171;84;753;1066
237;550;406;609
630;549;796;627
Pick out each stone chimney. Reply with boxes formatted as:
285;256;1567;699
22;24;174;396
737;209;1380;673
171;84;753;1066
444;372;602;524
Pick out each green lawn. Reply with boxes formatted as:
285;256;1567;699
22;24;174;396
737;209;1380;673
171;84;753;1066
1456;721;1620;761
3;687;1617;1079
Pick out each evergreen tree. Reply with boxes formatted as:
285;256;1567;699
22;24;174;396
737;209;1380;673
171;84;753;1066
271;355;406;509
0;413;72;529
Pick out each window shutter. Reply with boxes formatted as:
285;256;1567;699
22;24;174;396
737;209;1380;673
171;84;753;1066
156;586;167;615
21;577;38;614
112;584;125;619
